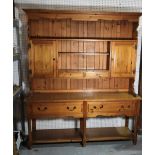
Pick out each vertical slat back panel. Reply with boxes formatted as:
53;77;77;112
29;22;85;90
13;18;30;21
29;18;136;39
31;77;129;91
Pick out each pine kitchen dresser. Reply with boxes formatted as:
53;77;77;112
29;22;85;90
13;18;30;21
24;10;142;148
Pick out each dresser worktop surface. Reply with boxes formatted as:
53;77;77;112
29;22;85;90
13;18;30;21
27;92;141;102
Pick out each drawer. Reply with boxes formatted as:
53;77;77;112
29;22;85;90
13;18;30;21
87;101;136;117
30;102;83;118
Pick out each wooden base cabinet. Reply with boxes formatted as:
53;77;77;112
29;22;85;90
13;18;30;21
27;92;141;148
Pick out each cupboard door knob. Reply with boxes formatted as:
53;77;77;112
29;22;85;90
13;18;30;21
37;107;47;111
67;106;76;111
53;58;55;61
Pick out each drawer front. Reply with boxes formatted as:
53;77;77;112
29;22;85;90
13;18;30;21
30;102;83;118
87;101;136;117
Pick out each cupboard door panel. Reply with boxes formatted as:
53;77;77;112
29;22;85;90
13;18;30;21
111;41;136;77
29;41;57;78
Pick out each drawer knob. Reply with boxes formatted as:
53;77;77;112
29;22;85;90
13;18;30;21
67;106;76;111
128;105;131;108
37;107;47;111
100;105;104;109
121;105;124;108
93;106;97;109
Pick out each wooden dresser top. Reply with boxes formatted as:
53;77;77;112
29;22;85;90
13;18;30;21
27;92;141;102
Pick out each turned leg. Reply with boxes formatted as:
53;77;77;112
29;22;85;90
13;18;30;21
125;116;129;128
80;118;86;147
80;118;83;141
83;118;86;147
82;101;87;146
82;118;86;147
133;116;138;145
28;119;32;149
80;118;83;134
32;119;36;131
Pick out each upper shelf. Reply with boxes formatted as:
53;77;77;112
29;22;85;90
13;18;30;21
31;37;137;42
24;9;141;22
58;52;109;56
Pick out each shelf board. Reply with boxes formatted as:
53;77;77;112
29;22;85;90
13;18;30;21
31;37;137;42
32;129;82;144
32;70;109;78
58;69;108;72
28;92;141;102
86;127;133;141
32;127;133;144
58;52;109;56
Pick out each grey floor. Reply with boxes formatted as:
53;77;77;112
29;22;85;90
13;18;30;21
20;136;142;155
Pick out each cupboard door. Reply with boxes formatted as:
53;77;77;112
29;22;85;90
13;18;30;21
111;41;137;77
29;40;57;78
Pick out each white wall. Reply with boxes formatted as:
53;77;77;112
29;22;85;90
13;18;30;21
15;0;142;12
15;0;141;7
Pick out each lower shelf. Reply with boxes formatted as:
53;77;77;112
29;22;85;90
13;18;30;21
32;127;133;144
87;127;133;141
32;128;82;143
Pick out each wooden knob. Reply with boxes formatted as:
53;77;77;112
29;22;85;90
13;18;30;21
67;106;76;111
37;107;47;111
93;106;97;109
100;105;103;109
121;105;124;108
